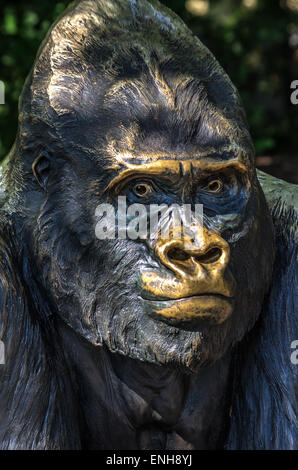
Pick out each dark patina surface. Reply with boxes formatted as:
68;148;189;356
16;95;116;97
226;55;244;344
0;0;296;449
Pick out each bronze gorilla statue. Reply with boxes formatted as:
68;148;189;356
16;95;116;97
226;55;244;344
0;0;297;450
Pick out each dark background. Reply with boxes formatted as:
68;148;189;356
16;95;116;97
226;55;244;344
0;0;297;183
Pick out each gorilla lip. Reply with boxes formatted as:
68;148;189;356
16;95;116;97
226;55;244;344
143;294;234;324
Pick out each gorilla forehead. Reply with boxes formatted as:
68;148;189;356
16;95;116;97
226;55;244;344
21;0;253;168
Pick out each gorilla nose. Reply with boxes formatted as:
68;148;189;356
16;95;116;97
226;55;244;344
167;246;222;264
154;227;230;281
142;226;235;301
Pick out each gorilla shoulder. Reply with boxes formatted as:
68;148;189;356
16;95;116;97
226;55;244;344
227;170;298;450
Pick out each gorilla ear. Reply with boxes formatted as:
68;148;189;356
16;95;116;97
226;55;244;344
32;153;51;189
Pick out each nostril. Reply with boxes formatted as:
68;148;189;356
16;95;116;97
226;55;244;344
167;247;190;262
194;247;222;264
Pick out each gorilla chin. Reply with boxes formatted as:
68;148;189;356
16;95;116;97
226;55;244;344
93;279;268;374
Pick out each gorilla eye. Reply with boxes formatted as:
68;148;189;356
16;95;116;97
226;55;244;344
206;179;223;193
133;182;153;197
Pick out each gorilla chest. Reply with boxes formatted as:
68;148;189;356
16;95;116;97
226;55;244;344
88;371;226;450
115;379;192;450
99;386;196;449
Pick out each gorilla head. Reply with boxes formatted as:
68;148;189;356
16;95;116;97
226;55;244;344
4;0;274;375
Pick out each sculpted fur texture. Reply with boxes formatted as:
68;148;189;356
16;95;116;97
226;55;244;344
0;0;296;450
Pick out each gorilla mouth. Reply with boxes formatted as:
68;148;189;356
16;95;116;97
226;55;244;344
142;294;234;325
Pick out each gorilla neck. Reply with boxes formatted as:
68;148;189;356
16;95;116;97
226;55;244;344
57;318;232;450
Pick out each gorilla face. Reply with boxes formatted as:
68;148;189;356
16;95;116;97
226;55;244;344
16;0;274;373
30;117;274;374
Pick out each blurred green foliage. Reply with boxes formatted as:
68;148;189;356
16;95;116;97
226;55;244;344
0;0;297;159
